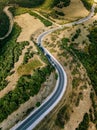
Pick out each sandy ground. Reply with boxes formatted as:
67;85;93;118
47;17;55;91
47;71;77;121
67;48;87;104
14;13;45;42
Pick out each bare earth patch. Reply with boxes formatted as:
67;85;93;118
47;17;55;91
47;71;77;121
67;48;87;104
14;13;45;42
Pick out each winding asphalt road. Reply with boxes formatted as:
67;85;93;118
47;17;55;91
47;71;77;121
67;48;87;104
11;27;67;130
0;6;13;40
11;3;96;130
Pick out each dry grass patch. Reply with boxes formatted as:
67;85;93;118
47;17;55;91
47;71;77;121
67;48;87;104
17;58;43;76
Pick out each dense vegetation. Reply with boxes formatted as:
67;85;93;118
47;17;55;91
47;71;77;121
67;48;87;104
81;0;93;10
51;0;70;8
9;0;45;8
0;0;45;8
0;24;29;90
0;0;10;37
0;65;54;122
0;12;10;37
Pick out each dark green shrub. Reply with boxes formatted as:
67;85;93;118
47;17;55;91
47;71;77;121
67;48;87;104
76;113;89;130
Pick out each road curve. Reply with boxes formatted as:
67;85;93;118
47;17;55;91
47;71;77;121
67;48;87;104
11;26;67;130
0;6;13;40
11;3;96;130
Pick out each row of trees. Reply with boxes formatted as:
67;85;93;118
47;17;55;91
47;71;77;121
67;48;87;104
0;11;9;37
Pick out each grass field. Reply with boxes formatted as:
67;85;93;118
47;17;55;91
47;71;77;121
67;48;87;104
17;59;43;76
